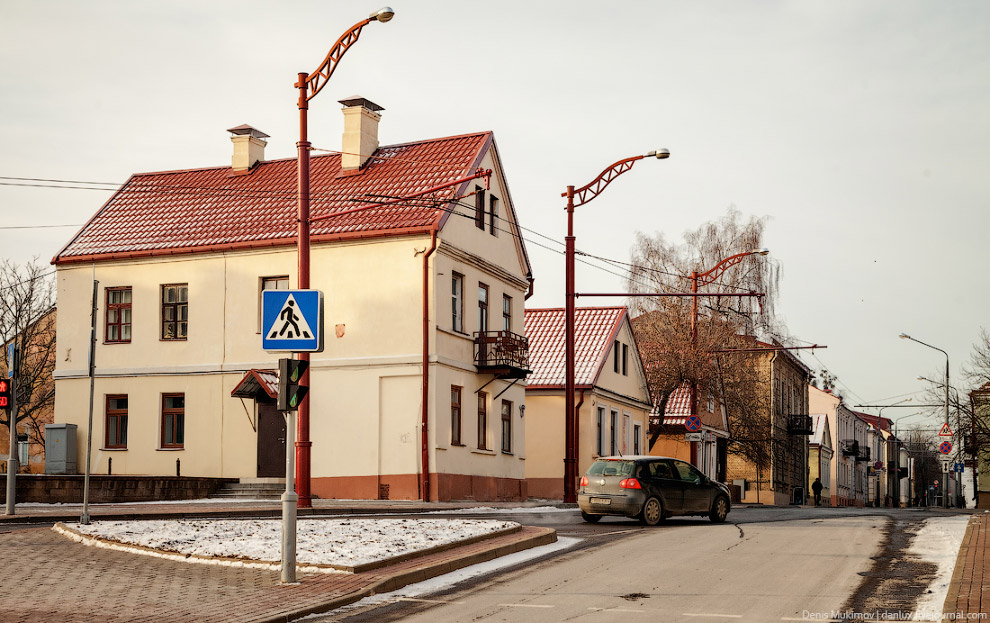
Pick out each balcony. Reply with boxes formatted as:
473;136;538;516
841;439;859;456
855;446;871;462
787;414;814;435
474;331;530;379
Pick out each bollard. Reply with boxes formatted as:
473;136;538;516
108;457;112;476
176;458;180;477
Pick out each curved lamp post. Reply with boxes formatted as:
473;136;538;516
293;7;394;508
563;149;670;503
899;332;951;507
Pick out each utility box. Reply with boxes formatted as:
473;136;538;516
45;423;77;474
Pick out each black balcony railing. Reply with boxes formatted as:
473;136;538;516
841;439;859;456
787;414;814;435
856;446;871;462
474;330;530;379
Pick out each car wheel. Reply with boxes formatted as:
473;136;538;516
709;496;729;523
581;511;602;523
639;497;664;526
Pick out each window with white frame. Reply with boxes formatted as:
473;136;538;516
596;407;605;456
452;273;464;333
609;409;618;455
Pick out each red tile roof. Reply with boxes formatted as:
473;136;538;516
54;132;493;264
230;369;278;400
524;307;627;389
661;382;693;425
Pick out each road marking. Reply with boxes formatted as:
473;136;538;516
588;607;645;613
682;614;743;619
395;597;464;605
591;529;639;537
497;604;555;608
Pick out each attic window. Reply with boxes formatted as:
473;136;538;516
489;195;499;236
475;186;486;229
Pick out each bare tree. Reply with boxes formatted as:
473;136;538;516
1;259;56;470
627;207;783;471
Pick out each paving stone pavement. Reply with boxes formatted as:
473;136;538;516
0;524;555;623
943;513;990;618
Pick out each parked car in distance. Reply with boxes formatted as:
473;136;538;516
578;455;731;525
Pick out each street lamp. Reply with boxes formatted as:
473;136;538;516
293;8;394;508
563;149;670;503
899;332;951;507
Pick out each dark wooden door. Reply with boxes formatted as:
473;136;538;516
257;403;286;478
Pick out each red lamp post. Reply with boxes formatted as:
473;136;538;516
293;7;394;508
688;249;769;417
563;149;670;503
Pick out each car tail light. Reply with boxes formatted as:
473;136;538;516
580;476;589;487
619;478;642;489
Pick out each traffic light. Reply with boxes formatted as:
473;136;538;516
0;378;10;410
277;357;309;412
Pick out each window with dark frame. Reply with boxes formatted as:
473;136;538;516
596;406;605;456
474;186;486;229
451;385;462;445
259;276;289;332
502;294;512;332
622;343;628;376
613;341;620;373
609;409;618;455
105;287;132;343
633;424;641;454
161;284;188;340
105;395;128;449
452;273;464;333
477;391;488;450
501;400;512;453
161;393;185;448
489;195;499;236
478;284;489;333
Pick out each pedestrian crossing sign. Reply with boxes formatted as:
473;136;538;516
262;289;323;353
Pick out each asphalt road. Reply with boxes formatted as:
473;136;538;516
318;506;963;623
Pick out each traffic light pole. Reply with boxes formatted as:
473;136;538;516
4;350;16;516
281;408;298;584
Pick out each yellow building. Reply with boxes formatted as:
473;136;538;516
523;307;653;499
52;98;533;501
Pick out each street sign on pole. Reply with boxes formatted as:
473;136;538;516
938;422;953;437
685;415;702;432
262;290;323;353
938;441;952;454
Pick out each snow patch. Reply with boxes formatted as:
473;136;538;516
907;515;969;621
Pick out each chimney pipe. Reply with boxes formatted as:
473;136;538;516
338;97;384;171
227;124;269;172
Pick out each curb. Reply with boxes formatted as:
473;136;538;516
942;514;980;615
271;526;558;623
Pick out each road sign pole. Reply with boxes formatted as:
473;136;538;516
4;345;17;516
281;409;298;584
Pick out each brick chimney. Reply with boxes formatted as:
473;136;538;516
227;124;269;171
338;97;384;171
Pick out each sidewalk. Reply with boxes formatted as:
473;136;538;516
943;512;990;617
0;500;559;623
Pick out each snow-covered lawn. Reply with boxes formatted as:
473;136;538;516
57;518;518;571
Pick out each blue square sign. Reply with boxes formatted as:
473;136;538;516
262;289;323;353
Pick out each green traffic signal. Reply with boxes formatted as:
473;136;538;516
278;357;309;412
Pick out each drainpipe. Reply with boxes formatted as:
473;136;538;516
524;272;534;301
574;390;586;491
420;227;439;501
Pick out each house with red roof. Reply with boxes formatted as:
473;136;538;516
649;380;729;482
51;97;534;501
523;307;653;499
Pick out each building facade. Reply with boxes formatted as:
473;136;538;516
52;99;533;501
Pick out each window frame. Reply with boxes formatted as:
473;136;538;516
613;341;620;373
622;343;629;376
609;409;618;455
161;393;185;449
474;186;486;229
502;294;512;332
477;391;488;450
258;276;289;332
489;195;499;236
105;394;128;449
160;284;189;341
596;407;605;456
451;273;464;333
105;287;133;344
451;385;463;446
501;399;512;453
478;283;489;334
633;423;641;455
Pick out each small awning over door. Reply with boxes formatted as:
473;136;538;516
231;369;279;400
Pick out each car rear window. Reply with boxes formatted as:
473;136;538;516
587;460;635;477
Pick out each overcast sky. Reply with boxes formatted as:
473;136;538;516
2;1;988;427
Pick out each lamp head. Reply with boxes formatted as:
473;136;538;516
646;149;670;159
750;248;770;256
899;332;910;340
371;7;395;22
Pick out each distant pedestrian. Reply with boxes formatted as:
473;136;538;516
812;477;823;506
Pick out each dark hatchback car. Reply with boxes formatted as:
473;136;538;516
578;455;731;525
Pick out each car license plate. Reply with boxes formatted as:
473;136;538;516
590;497;611;505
